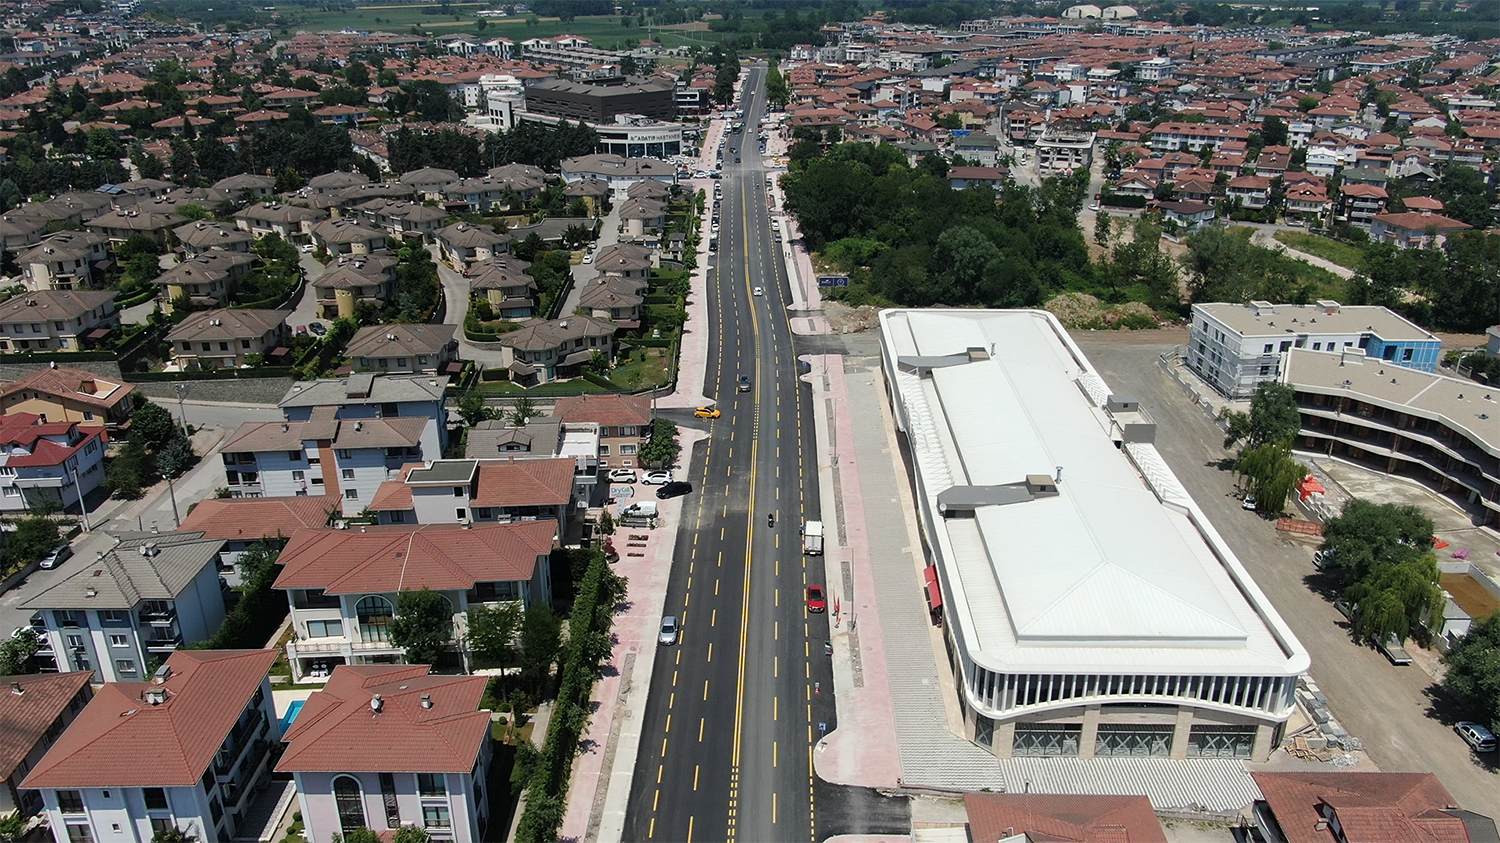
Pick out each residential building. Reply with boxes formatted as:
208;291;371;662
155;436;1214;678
0;672;93;819
310;218;389;257
947;166;1008;191
0;291;119;353
177;495;338;582
1370;211;1472;249
436;223;511;269
167;309;290;370
578;276;645;328
234;203;326;244
1148;122;1250;152
1189;300;1441;398
952;132;1002;167
210;173;276;203
463;417;562;460
156;252;257;311
0;413;106;513
1251;771;1497;843
367;457;578;530
1035;124;1095;172
174;221;254;257
220;412;427;507
879;309;1308;760
84;206;186;246
279;374;447;455
24;534;231;682
1282;348;1500;529
466;256;536;319
559;154;676;199
591;242;654;282
306;172;370;196
552;393;650;470
277;666;495;842
398;167;461;201
1152;199;1216;230
496;316;616;386
21;649;281;843
312;254;399;321
272;522;557;678
0;367;136;428
345;324;458;376
18;232;110;291
350;199;446;243
964;793;1167;843
1226;175;1273;209
1284;184;1331;222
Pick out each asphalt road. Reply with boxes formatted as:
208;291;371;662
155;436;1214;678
1074;335;1500;816
623;66;844;843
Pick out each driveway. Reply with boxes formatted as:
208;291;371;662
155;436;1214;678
282;251;328;330
432;246;507;369
559;203;621;317
1073;334;1500;816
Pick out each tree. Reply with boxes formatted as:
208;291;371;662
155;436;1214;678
390;588;454;666
392;828;431;843
765;65;790;110
1346;552;1446;646
639;417;679;468
1221;382;1301;449
1261;115;1289;148
344;59;370;89
131;402;179;452
156;435;197;479
274;167;304;193
150;827;197;843
0;629;41;675
1443;611;1500;733
509;395;540;427
517;603;562;695
1297;95;1320;112
1233;439;1307;517
467;601;522;667
105;437;153;500
1319;499;1434;590
1094;209;1112;248
457;392;491;427
331;831;381;843
2;515;59;570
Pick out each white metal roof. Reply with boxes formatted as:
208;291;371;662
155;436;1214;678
880;309;1308;677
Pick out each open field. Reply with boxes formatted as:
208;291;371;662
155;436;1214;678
1274;230;1369;272
282;10;731;50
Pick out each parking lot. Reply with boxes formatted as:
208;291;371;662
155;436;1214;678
1072;332;1500;816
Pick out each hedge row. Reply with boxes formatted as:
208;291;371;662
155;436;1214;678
126;366;296;382
513;552;625;843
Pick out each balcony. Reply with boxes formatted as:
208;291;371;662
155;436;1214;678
143;632;183;651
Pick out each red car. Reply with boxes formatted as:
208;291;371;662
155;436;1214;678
806;585;826;613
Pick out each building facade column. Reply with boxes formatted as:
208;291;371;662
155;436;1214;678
1078;704;1101;759
1252;721;1277;761
1170;707;1195;759
994;720;1016;759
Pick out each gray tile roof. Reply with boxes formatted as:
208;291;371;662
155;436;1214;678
278;373;446;408
23;534;223;610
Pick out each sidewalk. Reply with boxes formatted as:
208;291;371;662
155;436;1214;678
86;425;229;533
657;120;722;411
559;427;709;842
802;355;901;789
762;127;827;336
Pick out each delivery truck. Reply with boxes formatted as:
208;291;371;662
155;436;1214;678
803;520;824;555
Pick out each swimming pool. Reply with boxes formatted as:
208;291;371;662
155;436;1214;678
279;699;304;733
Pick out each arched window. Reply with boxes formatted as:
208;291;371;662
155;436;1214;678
332;776;366;835
356;596;393;643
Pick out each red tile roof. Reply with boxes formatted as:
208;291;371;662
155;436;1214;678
964;793;1168;843
0;414;101;467
0;366;136;411
1251;772;1470;843
277;665;490;774
368;458;574;512
21;650;277;789
551;393;650;429
273;521;557;594
178;495;339;540
0;672;93;781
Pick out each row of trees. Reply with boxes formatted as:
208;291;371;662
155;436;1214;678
1320;499;1446;649
1347;231;1500;335
105;402;197;500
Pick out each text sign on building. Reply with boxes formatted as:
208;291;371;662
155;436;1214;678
818;275;850;288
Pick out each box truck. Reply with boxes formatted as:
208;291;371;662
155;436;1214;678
803;520;824;555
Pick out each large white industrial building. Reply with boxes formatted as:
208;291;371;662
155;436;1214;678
878;309;1309;761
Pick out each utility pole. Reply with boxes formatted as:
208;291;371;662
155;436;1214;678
163;473;181;529
173;383;190;440
69;460;90;532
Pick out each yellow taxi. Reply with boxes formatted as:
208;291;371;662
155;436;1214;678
694;406;721;419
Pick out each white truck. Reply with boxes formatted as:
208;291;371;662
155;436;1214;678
803;520;824;556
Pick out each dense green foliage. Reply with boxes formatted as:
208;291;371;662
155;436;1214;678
1233;440;1307;517
1443;612;1500;735
1348;231;1500;334
388;127;483;176
393;239;441;322
1222;382;1302;450
783;141;1090;309
2;516;60;573
197;540;290;649
639;418;680;468
390;588;456;666
1319;500;1445;646
0;629;42;676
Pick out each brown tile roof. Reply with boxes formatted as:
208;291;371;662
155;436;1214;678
277;665;490;774
1251;772;1473;843
0;366;136;411
0;672;93;781
552;393;650;429
177;495;338;540
272;521;557;594
964;792;1168;843
1373;211;1471;233
368;458;574;512
21;650;277;789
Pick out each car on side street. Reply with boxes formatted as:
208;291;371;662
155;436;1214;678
39;543;73;570
608;469;637;483
1242;494;1257;511
656;481;693;500
659;616;679;646
1456;721;1497;753
806;585;826;613
309;322;327;337
694;406;721;419
643;471;672;485
295;325;308;337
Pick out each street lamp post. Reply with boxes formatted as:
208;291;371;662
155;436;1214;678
173;383;190;440
163;473;181;529
69;461;90;532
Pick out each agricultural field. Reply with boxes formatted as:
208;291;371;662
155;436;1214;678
279;8;729;51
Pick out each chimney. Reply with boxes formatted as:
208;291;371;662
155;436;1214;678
10;682;23;695
144;688;167;706
420;692;432;709
371;693;383;713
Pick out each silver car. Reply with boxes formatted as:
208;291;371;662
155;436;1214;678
658;616;679;646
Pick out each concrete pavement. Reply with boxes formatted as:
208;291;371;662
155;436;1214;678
559;204;621;317
433;245;507;369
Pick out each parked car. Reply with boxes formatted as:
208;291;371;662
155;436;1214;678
299;243;314;253
608;469;637;483
39;543;73;570
658;616;679;646
1241;494;1257;511
583;253;593;263
309;322;327;337
295;325;308;337
643;471;672;485
694;406;721;419
806;585;827;613
1456;721;1497;753
1378;634;1414;665
1313;549;1335;570
656;481;693;500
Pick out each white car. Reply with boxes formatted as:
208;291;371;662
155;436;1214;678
752;286;764;296
694;170;708;179
583;253;593;263
642;471;672;485
658;616;679;646
608;469;638;483
299;243;314;253
1087;203;1100;211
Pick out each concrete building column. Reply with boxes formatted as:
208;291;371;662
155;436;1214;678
1252;721;1277;761
995;721;1016;759
1079;704;1101;759
1170;707;1195;759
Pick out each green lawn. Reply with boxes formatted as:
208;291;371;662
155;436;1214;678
608;347;670;391
1274;230;1368;273
281;10;731;51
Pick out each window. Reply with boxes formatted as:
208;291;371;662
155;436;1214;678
57;791;84;814
456;509;467;521
396;358;408;368
218;342;229;352
333;777;366;835
599;445;610;456
1186;724;1255;758
620;445;638;455
1012;724;1081;757
473;508;491;519
109;634;128;647
1094;724;1173;758
143;788;168;811
422;806;451;829
341;468;356;480
149;819;175;837
390;511;406;524
379;773;400;829
336;449;352;460
306;620;343;638
1312;342;1321;351
357;596;393;643
417;773;446;797
83;412;94;422
65;825;92;843
345;487;359;501
115;660;137;677
288;451;302;462
1403;347;1414;361
292;470;305;481
453;486;465;497
241;340;251;349
64;634;85;649
620;426;638;437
